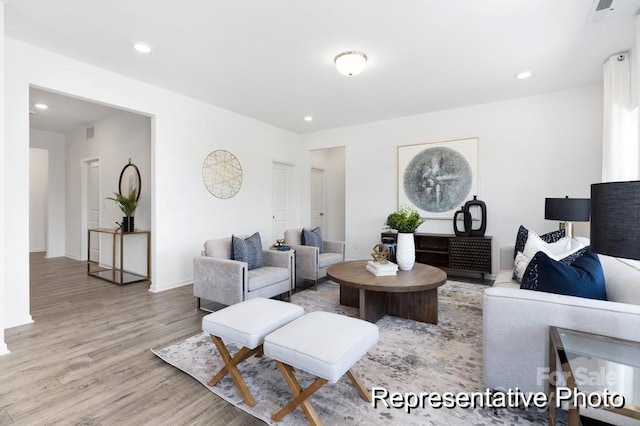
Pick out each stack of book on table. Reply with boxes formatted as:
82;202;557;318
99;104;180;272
366;260;398;276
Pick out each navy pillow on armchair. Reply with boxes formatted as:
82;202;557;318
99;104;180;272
302;227;323;253
231;232;264;270
520;248;606;300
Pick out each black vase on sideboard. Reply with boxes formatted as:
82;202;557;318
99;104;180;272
453;206;472;237
452;195;487;237
465;195;487;237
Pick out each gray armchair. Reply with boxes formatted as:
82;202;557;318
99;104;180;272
193;236;294;310
284;228;345;289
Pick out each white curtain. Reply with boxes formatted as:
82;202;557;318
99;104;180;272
602;52;638;182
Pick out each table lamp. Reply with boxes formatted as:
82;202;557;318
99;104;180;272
545;196;591;239
591;181;640;260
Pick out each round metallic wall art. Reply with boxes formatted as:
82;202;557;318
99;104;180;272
202;150;243;199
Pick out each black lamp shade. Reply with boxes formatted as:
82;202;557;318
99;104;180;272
544;197;591;222
591;181;640;260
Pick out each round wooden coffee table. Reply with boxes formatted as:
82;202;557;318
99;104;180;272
327;260;447;324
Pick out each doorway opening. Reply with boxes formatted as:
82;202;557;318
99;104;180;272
81;159;101;262
29;148;49;255
28;86;153;303
309;147;345;241
272;161;295;242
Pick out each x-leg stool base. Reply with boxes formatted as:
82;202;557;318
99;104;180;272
208;334;262;407
271;361;371;425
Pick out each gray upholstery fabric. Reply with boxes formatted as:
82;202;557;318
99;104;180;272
248;266;290;291
284;229;303;245
204;237;233;258
319;252;343;269
193;256;245;306
284;228;345;286
194;236;294;307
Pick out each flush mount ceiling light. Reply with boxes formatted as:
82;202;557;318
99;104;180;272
334;51;367;76
133;42;152;54
304;116;313;122
515;71;532;80
34;103;48;110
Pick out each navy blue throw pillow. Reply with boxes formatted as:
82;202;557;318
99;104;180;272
302;227;323;253
513;225;566;259
520;248;606;300
232;232;264;270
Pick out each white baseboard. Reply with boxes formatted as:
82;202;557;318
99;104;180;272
65;253;82;261
0;342;9;356
148;279;192;293
5;314;34;329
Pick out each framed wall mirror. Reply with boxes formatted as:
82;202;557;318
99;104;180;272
119;159;141;201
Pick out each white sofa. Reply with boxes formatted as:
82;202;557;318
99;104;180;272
483;245;640;425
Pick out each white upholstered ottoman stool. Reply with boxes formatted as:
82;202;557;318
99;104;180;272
264;311;379;425
201;297;304;407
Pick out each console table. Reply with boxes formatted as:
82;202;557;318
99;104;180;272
381;232;492;280
87;228;151;285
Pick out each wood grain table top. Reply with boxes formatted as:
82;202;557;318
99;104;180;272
327;260;447;293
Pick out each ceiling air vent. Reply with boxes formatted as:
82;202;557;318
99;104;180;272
595;0;614;11
86;126;95;140
589;0;614;22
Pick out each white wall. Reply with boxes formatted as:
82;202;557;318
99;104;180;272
65;111;151;276
310;147;345;241
4;38;302;333
302;85;603;275
0;2;9;354
30;129;66;257
29;148;48;252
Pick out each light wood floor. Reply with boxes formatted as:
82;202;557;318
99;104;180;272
0;253;265;426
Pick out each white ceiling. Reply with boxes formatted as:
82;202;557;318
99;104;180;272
29;87;124;134
6;0;640;134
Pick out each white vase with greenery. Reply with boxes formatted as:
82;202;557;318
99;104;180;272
385;206;425;271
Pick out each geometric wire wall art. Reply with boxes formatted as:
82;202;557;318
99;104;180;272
202;150;243;199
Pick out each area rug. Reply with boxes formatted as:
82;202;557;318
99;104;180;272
152;280;561;425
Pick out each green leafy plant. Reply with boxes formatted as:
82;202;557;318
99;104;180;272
106;189;138;217
385;205;425;233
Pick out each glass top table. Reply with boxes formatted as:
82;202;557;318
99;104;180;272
549;327;640;425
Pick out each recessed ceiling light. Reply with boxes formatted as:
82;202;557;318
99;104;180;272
133;42;152;54
515;71;532;80
304;116;313;122
34;103;48;110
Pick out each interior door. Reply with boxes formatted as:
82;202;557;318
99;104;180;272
87;160;101;262
272;162;293;242
29;148;48;253
310;167;326;231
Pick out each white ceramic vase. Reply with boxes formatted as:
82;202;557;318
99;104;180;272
395;232;415;271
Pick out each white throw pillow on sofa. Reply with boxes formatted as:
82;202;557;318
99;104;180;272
513;233;584;282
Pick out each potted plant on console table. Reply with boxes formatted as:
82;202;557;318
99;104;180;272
107;188;138;232
385;205;424;271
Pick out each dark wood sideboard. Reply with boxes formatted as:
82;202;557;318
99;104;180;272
381;232;492;281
